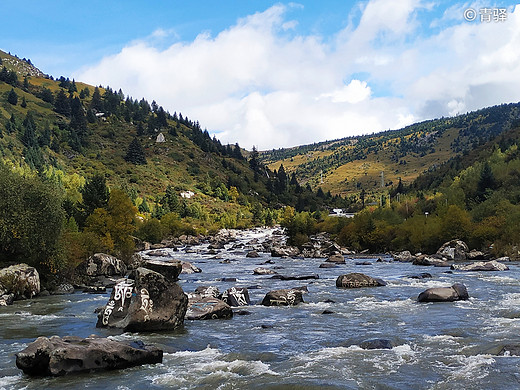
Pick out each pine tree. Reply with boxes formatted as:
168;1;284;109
81;174;110;216
125;137;147;165
21;96;27;108
7;88;18;105
54;89;70;116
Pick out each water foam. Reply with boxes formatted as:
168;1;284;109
150;346;278;388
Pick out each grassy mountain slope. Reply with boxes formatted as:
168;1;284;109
262;104;520;198
0;49;337;227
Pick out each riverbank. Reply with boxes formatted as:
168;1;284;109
1;227;520;389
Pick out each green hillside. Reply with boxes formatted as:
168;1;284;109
1;49;346;281
262;103;520;202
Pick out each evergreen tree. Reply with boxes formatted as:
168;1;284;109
7;88;18;105
476;161;496;201
21;96;27;108
125;137;147;165
81;174;110;216
21;113;38;148
54;89;70;116
164;185;180;212
23;76;30;91
233;143;243;160
90;87;103;112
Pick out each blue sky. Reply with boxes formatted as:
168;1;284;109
1;1;519;149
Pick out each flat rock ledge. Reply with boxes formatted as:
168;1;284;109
16;335;162;376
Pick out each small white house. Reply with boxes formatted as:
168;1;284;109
156;132;166;143
180;190;195;199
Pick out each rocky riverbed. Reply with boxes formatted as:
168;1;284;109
2;227;520;389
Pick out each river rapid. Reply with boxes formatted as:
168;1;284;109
2;228;520;389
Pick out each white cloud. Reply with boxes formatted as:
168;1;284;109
75;1;520;150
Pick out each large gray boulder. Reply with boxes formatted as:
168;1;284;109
417;283;469;302
77;253;127;277
261;289;304;306
0;263;40;301
336;273;386;288
142;259;182;281
16;335;162;376
96;267;187;331
451;260;509;272
436;240;469;260
186;297;233;320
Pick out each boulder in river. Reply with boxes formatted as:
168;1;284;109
186;297;233;320
436;240;469;261
270;246;300;257
77;253;127;278
181;261;202;274
326;254;345;264
261;289;304;306
270;274;319;281
221;287;251;306
254;267;278;275
336;273;386;288
143;259;182;281
246;250;260;258
15;335;162;376
359;339;395;350
451;260;509;272
0;263;40;301
392;251;415;262
412;255;450;267
97;266;188;331
417;283;469;302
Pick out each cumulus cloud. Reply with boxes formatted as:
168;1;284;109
75;1;520;149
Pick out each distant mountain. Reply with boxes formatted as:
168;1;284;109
261;103;520;198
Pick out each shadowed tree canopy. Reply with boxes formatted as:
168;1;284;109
125;137;147;165
80;174;109;216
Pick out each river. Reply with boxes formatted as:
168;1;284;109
1;228;520;389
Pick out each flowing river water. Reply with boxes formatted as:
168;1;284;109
2;228;520;389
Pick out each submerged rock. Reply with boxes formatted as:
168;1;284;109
336;273;386;288
451;260;509;272
270;274;319;281
15;335;162;376
0;263;40;301
261;289;304;306
417;283;469;302
359;339;395;350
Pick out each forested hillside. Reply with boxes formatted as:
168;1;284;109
262;103;520;204
0;50;341;281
